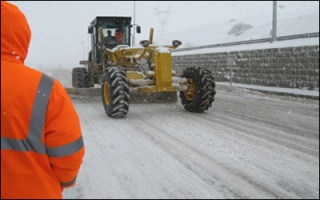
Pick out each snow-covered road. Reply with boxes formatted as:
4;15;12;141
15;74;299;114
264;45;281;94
62;84;319;199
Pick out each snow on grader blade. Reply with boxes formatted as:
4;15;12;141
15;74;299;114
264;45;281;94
70;16;216;118
65;87;177;104
65;87;101;96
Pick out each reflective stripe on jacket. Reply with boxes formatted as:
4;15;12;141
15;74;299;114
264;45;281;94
1;75;84;189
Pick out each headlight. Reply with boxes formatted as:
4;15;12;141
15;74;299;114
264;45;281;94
172;40;182;47
139;40;149;47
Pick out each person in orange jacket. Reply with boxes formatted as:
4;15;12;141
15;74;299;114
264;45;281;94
1;1;85;199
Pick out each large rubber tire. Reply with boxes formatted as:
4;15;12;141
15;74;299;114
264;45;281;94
179;67;216;113
101;67;130;118
72;67;89;88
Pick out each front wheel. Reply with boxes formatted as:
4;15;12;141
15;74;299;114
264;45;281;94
101;67;130;118
179;67;216;113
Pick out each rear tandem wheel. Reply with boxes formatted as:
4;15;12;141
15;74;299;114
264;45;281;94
72;67;89;88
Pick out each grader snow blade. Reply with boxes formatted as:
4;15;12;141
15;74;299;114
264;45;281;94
65;87;100;96
70;16;216;118
65;87;177;104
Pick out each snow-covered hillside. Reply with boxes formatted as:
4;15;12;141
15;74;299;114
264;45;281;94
154;11;319;48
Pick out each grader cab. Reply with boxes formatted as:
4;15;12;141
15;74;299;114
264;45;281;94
71;16;216;118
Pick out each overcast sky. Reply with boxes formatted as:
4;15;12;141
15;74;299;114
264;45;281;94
7;1;319;69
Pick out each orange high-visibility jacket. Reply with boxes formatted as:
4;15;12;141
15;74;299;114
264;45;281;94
1;2;85;199
115;31;123;44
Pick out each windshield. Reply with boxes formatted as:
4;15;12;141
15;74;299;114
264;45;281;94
98;22;131;46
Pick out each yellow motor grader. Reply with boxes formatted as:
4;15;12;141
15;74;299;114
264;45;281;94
71;16;216;118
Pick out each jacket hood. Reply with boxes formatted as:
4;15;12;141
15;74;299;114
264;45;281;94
1;1;31;63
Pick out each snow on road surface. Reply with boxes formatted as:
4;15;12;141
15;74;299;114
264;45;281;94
59;82;319;199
